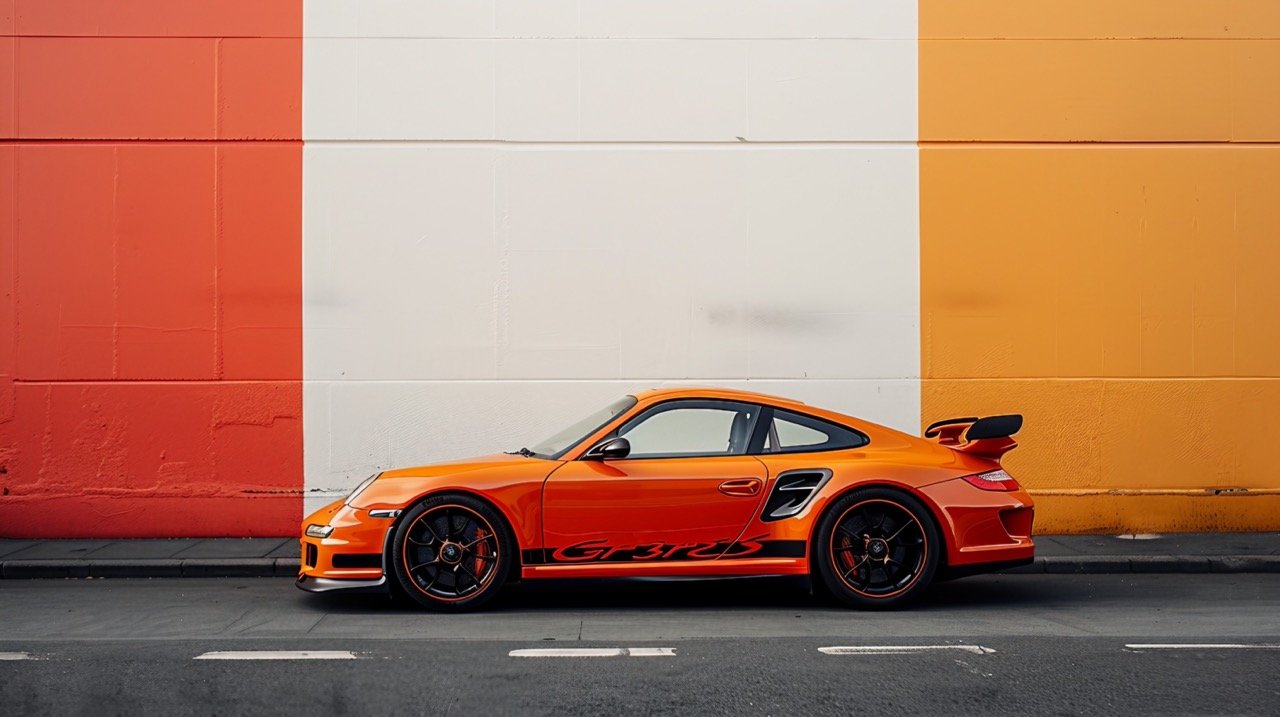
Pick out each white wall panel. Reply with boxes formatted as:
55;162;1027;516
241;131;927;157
305;145;917;382
305;38;915;141
578;41;747;141
304;378;920;510
305;40;496;140
747;41;917;140
304;0;494;38
495;41;580;139
304;1;914;39
578;1;915;40
303;145;498;381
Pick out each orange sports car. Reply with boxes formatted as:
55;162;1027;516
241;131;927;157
297;387;1033;610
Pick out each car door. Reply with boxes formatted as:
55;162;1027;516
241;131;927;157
541;400;769;562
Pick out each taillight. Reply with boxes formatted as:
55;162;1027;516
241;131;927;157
962;469;1019;492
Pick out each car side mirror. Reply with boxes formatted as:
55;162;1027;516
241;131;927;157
583;436;631;461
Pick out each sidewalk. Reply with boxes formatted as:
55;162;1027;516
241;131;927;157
1;534;1278;579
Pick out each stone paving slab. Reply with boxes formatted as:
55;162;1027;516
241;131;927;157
83;540;200;560
169;538;292;559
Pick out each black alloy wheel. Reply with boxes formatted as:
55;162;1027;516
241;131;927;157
814;487;940;609
390;494;515;611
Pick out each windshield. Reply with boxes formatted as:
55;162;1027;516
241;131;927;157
525;396;637;459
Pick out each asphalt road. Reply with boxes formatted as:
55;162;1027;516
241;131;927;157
2;574;1278;715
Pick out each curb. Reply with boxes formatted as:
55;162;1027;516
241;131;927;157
1;556;1278;579
1005;556;1280;574
0;558;297;579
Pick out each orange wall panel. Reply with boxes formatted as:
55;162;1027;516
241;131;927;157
923;378;1280;532
922;1;1280;40
921;147;1280;380
920;38;1280;142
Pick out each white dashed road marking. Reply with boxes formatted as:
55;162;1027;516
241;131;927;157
621;647;677;657
1125;644;1280;651
509;647;677;658
819;645;996;656
194;651;358;660
0;652;37;660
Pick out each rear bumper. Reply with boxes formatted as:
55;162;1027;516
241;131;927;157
938;556;1034;581
919;478;1036;568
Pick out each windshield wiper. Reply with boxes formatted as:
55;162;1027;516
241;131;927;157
506;447;536;457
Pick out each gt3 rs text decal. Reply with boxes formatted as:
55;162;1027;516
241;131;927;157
521;537;806;565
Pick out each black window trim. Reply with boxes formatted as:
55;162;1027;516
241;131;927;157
579;397;869;461
747;406;869;456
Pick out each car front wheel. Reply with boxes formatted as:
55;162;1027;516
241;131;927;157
390;494;515;611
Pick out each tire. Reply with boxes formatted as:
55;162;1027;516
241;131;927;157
390;493;516;612
813;487;941;609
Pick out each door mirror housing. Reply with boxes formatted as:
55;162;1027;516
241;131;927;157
583;436;631;461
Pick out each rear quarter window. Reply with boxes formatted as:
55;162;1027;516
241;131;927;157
762;408;868;454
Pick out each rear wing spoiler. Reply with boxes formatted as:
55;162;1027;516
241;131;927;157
923;414;1023;460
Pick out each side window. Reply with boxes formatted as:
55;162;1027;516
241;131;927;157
617;401;760;458
761;408;868;454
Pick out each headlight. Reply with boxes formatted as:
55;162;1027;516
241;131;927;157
305;524;334;538
344;473;380;505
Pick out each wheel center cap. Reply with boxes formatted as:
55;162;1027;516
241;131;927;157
440;543;462;564
868;539;888;559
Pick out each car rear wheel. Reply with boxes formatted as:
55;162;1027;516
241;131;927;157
390;494;515;612
814;488;941;609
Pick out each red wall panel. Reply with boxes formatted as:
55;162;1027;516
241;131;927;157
13;0;299;38
0;2;301;537
15;37;299;140
0;382;300;538
216;143;302;381
13;144;118;380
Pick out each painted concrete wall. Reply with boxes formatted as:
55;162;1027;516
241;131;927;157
299;2;922;513
1;1;1277;536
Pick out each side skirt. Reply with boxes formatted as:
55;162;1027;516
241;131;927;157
521;557;809;580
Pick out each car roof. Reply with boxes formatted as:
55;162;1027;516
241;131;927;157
631;386;810;409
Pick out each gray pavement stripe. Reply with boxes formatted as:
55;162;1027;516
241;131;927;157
819;645;996;655
193;651;358;660
0;652;38;660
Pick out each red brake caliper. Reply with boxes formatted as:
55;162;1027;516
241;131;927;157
473;527;489;582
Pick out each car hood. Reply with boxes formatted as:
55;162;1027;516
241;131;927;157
377;453;543;480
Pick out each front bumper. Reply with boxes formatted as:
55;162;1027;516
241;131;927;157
296;498;395;593
295;574;388;593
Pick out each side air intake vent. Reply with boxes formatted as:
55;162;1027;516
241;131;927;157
761;469;833;522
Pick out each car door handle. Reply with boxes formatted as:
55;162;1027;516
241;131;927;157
718;478;762;497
